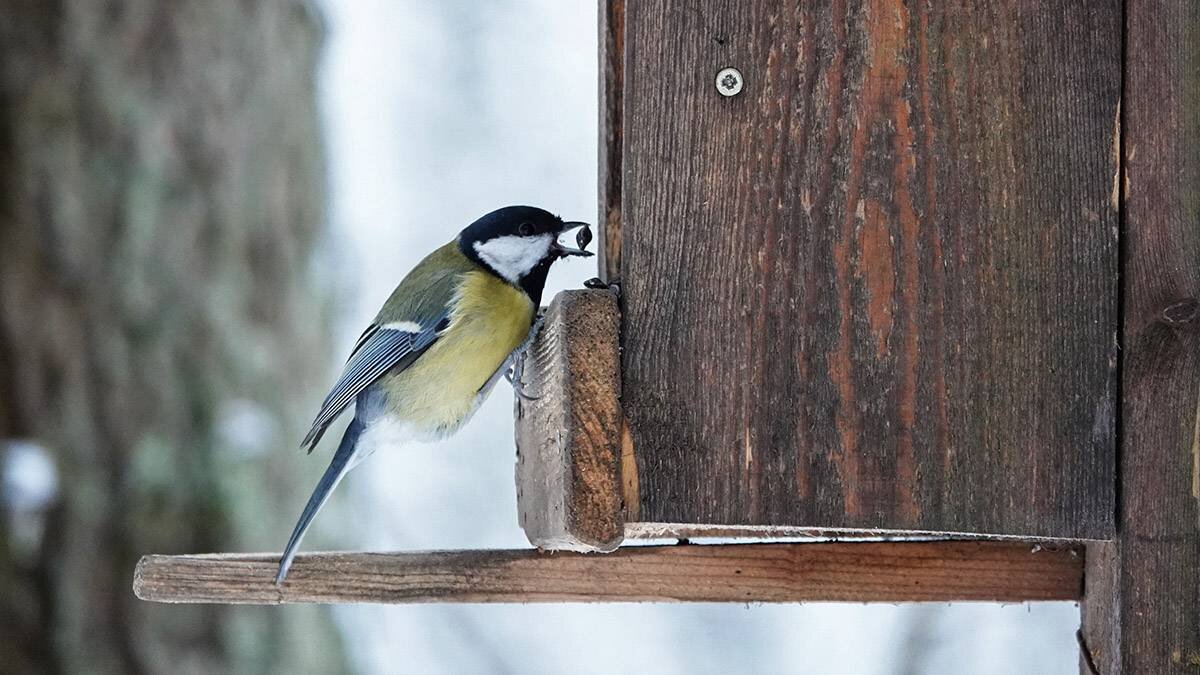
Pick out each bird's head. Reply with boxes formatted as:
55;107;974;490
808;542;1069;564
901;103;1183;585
458;206;592;303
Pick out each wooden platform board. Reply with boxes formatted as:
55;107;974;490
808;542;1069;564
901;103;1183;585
133;541;1082;605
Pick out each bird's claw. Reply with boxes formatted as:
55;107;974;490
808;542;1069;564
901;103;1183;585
513;381;541;402
509;359;540;401
583;277;621;296
510;315;545;404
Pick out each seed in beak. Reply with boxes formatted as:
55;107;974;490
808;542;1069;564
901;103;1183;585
576;224;593;252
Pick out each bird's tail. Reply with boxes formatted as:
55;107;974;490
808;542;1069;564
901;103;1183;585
275;416;365;585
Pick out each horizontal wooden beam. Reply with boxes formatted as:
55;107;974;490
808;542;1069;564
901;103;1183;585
133;541;1082;605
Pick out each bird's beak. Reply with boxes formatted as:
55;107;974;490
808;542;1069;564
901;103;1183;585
552;221;594;258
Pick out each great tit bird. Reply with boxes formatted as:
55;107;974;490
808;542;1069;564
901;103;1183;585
275;206;592;584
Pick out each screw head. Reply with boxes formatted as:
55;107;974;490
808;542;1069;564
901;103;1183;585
715;67;743;97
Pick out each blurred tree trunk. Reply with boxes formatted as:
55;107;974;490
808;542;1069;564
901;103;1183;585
0;1;348;673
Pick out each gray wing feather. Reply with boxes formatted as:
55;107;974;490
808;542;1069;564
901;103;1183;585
300;315;445;452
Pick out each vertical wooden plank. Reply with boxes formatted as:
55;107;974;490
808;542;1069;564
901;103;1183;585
1082;3;1200;672
515;290;624;552
619;1;1120;537
1080;542;1119;674
598;0;624;283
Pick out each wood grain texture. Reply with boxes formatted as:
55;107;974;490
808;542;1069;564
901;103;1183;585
1080;542;1118;674
133;541;1082;605
515;290;624;552
598;0;624;282
617;1;1120;538
1080;4;1200;673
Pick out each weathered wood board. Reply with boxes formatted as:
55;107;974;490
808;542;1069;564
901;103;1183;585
133;541;1082;605
515;290;624;551
615;1;1121;538
599;0;624;283
1080;4;1200;673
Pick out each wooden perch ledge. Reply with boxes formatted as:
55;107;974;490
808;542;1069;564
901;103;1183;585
134;541;1082;605
515;289;625;552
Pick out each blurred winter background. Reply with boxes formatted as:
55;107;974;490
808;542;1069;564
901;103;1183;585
0;1;1079;673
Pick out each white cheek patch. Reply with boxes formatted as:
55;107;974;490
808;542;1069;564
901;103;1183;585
473;234;553;282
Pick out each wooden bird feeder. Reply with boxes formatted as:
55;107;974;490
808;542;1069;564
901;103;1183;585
135;2;1199;672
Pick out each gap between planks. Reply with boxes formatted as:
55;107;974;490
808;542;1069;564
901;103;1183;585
133;541;1082;605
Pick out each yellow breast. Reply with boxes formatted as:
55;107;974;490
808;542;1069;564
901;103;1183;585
382;270;534;435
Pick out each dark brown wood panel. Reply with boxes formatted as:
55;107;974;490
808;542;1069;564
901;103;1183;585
133;541;1082;605
598;0;624;282
1079;4;1200;673
618;1;1120;537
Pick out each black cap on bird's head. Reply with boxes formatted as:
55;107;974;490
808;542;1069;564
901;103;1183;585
458;205;592;305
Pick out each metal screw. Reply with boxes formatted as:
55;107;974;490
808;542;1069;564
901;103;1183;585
715;67;743;97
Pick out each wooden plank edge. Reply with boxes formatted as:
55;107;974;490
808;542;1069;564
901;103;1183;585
133;541;1082;605
598;0;624;282
1079;541;1118;674
625;521;1113;542
515;289;624;552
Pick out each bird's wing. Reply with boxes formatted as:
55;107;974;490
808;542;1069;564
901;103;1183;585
300;241;473;453
300;312;449;453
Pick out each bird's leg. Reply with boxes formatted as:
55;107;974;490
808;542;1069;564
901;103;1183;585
510;354;539;402
510;311;545;402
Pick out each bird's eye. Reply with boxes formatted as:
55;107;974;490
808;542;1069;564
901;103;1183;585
518;222;535;236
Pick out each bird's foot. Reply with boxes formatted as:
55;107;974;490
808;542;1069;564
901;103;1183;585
510;316;544;403
512;379;541;402
584;276;621;296
508;359;541;401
